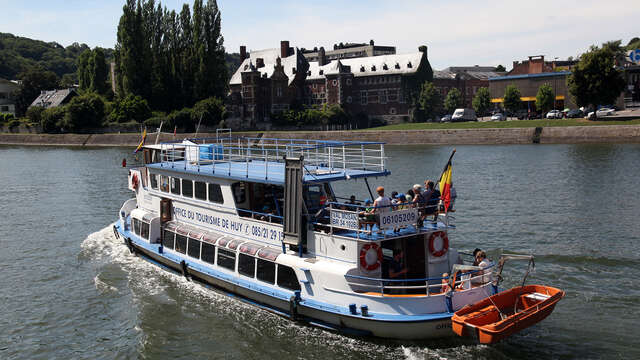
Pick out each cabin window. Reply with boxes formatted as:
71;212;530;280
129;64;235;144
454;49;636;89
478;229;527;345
195;181;207;200
188;237;201;258
140;222;149;240
256;259;276;284
150;174;158;189
170;177;181;195
162;230;175;249
277;265;301;291
175;234;187;254
182;179;193;198
160;175;170;192
201;243;215;264
238;254;256;278
133;218;140;236
208;183;224;203
217;248;236;270
232;182;246;203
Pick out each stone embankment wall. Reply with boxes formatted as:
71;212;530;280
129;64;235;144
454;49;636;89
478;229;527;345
0;125;639;147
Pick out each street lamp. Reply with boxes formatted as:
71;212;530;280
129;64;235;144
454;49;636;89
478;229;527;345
554;57;558;111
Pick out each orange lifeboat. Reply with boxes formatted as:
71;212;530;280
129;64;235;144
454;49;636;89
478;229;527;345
452;284;564;344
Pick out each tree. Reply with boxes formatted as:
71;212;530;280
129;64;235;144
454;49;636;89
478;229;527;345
503;84;521;116
40;106;66;133
535;84;555;115
13;67;59;116
77;48;108;94
416;82;442;121
444;88;462;114
108;94;151;123
472;87;491;116
495;64;506;72
63;93;106;130
568;43;626;119
192;96;226;126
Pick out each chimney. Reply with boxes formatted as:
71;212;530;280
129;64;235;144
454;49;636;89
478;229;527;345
370;39;374;46
318;47;327;66
256;58;265;68
418;45;427;57
240;46;247;62
281;40;290;58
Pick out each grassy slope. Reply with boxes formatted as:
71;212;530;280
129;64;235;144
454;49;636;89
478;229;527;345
367;118;640;131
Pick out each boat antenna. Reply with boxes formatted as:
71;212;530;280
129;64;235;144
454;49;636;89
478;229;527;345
155;121;164;145
363;177;375;200
194;113;204;137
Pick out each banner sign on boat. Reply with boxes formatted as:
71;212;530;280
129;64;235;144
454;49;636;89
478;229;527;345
330;209;360;230
379;208;418;229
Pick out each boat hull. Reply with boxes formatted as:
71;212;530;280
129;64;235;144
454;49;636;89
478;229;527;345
451;284;564;344
118;227;458;340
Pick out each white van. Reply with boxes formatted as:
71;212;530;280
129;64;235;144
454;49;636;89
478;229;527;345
451;108;477;122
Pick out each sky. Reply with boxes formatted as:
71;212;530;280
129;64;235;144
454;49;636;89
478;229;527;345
1;0;639;70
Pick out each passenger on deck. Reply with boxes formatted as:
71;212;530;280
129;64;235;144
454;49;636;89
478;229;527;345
423;180;439;217
373;186;392;232
345;195;359;211
441;272;452;293
472;250;492;284
359;199;376;232
411;184;425;209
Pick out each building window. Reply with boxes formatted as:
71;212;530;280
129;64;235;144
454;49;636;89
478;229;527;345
277;265;301;291
390;107;397;115
380;89;387;104
313;83;317;89
182;179;193;198
162;229;175;249
360;90;367;105
170;177;181;195
238;254;256;278
346;78;352;86
276;86;282;97
175;234;187;254
332;80;337;86
194;181;207;200
368;90;379;104
388;88;399;102
217;248;236;270
188;237;201;258
208;183;223;203
347;96;352;103
201;243;215;264
257;259;275;284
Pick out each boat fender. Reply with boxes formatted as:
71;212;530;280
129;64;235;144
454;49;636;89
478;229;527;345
180;260;191;281
113;225;120;239
359;243;382;271
289;296;298;321
428;231;449;257
125;238;135;254
131;173;139;190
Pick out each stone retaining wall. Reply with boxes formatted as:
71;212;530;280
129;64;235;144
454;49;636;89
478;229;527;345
1;125;639;147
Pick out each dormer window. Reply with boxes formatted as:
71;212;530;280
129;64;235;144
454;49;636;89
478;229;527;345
307;71;311;76
244;65;249;70
371;65;376;71
407;62;412;68
383;64;388;70
360;66;365;72
395;63;400;69
319;70;324;75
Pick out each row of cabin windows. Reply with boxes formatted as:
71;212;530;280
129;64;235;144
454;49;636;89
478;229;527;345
150;174;223;204
162;230;300;291
132;218;150;240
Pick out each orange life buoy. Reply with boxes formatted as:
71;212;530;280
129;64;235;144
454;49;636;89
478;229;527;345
132;173;139;190
428;231;449;257
359;243;382;271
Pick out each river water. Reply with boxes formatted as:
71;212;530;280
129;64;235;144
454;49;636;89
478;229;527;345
0;143;638;359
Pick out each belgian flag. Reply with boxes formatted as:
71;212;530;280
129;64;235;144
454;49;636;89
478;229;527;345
438;149;455;212
134;128;147;154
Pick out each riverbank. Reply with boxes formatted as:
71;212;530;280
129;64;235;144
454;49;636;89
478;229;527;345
1;124;639;146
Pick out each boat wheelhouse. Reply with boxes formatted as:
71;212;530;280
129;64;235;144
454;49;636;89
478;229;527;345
114;131;497;339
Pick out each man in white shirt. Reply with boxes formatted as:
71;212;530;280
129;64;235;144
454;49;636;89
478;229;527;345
373;186;391;232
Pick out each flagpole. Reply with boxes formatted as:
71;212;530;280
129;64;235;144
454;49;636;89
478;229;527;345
439;148;456;179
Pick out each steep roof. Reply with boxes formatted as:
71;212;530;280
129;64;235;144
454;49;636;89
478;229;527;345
306;52;425;80
229;48;308;86
435;67;501;81
29;88;76;109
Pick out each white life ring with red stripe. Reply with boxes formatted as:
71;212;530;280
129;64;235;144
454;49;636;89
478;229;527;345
359;243;382;271
428;231;449;257
131;173;139;190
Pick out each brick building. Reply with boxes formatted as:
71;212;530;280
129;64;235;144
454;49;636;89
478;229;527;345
433;66;502;109
228;41;433;125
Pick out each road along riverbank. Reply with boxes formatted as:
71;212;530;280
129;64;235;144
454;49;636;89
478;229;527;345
1;125;639;146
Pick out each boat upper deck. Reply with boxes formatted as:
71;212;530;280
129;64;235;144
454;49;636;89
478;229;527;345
145;136;390;184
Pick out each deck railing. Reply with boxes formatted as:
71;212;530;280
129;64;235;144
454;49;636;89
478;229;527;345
155;136;388;178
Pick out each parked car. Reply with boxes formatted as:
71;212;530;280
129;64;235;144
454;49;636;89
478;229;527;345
566;109;584;118
440;114;452;122
515;110;529;120
490;113;505;121
451;108;477;122
596;107;616;117
546;110;562;119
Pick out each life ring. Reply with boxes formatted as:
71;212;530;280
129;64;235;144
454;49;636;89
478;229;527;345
359;243;382;271
428;231;449;257
131;173;139;190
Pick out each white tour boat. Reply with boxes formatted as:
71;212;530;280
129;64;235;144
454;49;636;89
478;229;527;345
113;131;497;339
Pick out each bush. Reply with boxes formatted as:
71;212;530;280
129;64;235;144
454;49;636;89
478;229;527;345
108;94;151;123
1;113;15;124
192;97;226;127
168;108;194;132
7;119;20;128
62;93;106;131
26;106;45;125
41;107;66;133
